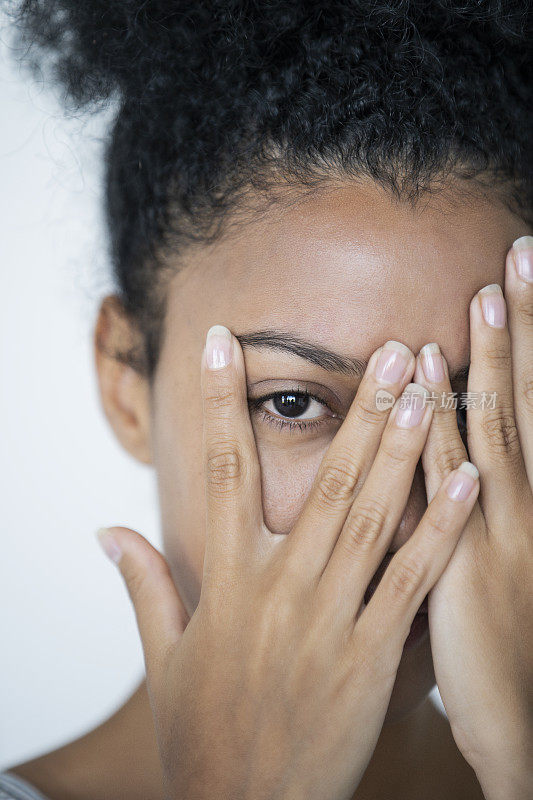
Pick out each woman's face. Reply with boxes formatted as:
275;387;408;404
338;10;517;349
100;177;525;723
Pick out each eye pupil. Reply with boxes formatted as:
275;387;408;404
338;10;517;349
273;392;310;418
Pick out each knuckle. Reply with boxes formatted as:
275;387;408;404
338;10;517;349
423;503;453;541
515;298;533;327
352;395;387;426
520;376;533;411
204;384;237;414
481;344;512;371
387;553;426;602
341;499;388;555
206;440;245;495
379;436;416;468
124;567;151;607
480;409;520;456
315;455;362;510
432;441;468;478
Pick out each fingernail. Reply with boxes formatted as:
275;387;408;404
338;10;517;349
419;342;445;383
374;340;412;385
512;236;533;283
205;325;233;369
96;527;122;564
479;285;506;328
446;461;479;501
394;383;429;428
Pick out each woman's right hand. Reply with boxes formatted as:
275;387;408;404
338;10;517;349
97;326;480;800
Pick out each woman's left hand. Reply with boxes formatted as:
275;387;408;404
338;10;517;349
413;236;533;800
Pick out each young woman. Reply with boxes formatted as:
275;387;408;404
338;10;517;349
1;2;531;799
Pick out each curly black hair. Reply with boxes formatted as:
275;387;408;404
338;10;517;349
5;0;533;381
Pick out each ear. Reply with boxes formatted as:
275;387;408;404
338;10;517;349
93;295;153;465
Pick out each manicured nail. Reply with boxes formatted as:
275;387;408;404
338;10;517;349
205;325;233;369
512;236;533;283
479;284;506;328
446;461;479;501
96;527;122;564
374;340;412;385
394;383;429;428
419;342;445;383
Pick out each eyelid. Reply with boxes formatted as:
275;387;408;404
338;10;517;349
247;374;346;404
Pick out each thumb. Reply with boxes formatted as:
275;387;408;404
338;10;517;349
96;526;190;678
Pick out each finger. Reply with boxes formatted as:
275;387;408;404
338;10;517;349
506;237;533;486
96;526;189;683
201;325;265;588
466;283;529;523
318;382;433;620
413;343;470;502
286;340;415;579
355;461;479;660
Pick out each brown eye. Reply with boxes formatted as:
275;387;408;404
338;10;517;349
268;392;319;419
247;389;340;434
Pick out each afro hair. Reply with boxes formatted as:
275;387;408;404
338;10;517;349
6;0;533;378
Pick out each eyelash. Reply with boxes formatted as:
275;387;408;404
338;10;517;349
248;389;469;436
247;388;337;433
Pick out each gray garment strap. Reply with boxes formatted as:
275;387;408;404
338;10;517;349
0;772;51;800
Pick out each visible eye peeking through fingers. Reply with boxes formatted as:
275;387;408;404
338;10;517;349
247;383;470;450
247;386;344;434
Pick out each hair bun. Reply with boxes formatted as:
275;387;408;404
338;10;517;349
9;1;532;118
9;1;212;110
7;0;533;383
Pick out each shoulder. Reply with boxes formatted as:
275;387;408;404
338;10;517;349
0;772;51;800
0;681;164;800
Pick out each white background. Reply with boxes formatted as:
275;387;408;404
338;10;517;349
0;13;444;771
0;16;161;769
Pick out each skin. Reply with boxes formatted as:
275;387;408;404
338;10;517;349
9;177;532;799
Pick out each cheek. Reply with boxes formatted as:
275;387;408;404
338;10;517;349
257;440;430;541
256;437;331;534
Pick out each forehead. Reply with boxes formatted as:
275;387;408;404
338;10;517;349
172;179;524;368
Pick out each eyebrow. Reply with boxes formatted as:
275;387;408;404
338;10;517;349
235;329;470;383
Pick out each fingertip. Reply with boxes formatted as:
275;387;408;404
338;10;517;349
96;526;122;564
444;461;479;502
205;324;234;370
457;460;479;479
511;236;533;284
